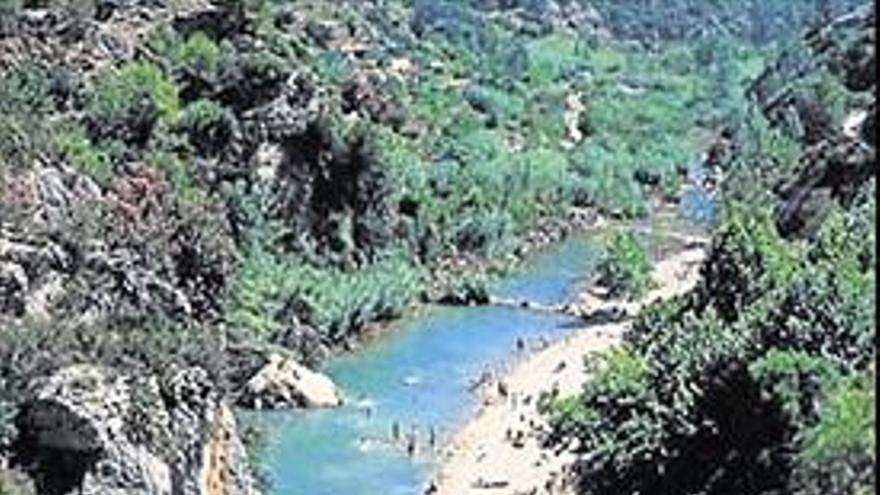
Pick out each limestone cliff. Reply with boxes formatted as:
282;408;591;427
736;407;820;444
14;366;258;495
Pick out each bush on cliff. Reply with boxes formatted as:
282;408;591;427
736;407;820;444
86;61;180;145
794;372;876;495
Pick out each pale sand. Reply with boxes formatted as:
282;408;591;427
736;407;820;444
429;245;707;495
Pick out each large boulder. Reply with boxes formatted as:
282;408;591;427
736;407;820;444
15;365;258;495
240;354;342;409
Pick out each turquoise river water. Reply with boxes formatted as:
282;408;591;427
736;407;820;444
253;191;713;495
253;233;596;495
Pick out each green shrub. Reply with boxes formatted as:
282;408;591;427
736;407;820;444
178;99;237;156
464;84;526;126
758;260;875;371
450;208;515;257
794;373;875;495
0;64;59;171
542;347;681;494
226;248;425;344
435;269;490;305
700;206;803;322
723;112;804;203
596;230;653;300
146;150;198;201
174;32;221;81
508;147;569;222
225;248;292;339
524;34;583;88
306;251;425;340
749;350;845;427
87;62;180;144
313;51;354;85
55;126;113;185
570;142;648;217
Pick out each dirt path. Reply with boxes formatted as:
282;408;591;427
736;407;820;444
429;245;707;495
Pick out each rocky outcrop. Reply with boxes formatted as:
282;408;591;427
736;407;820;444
777;6;874;237
747;4;874;137
735;4;876;238
473;0;608;37
239;354;342;409
0;0;179;74
0;161;236;327
774;132;874;236
14;365;258;495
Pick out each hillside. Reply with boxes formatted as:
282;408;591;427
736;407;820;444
544;4;875;494
0;1;873;494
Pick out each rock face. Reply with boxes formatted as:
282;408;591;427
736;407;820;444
240;354;342;409
15;366;258;495
735;4;876;238
472;0;608;37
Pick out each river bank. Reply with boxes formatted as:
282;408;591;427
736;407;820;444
429;242;707;495
326;205;606;357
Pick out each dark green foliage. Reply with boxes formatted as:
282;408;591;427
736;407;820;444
592;0;861;45
596;231;653;299
794;373;875;494
698;206;802;322
464;84;526;127
178;100;237;156
749;350;845;427
555;194;874;493
226;247;425;347
54;126;113;184
86;62;180;145
722;113;805;205
0;64;73;172
545;15;876;489
173;32;222;94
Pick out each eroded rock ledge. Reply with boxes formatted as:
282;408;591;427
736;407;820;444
14;365;258;495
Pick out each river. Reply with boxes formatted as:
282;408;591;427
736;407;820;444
251;190;713;495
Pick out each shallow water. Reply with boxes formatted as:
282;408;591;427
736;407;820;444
253;233;600;495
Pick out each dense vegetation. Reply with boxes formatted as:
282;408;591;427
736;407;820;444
596;230;654;300
544;3;875;494
0;0;753;415
0;0;873;492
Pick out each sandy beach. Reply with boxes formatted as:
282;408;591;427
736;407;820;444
429;244;708;495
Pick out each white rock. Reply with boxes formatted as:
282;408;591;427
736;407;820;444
243;354;342;409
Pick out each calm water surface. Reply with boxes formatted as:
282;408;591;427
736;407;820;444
253;233;599;495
